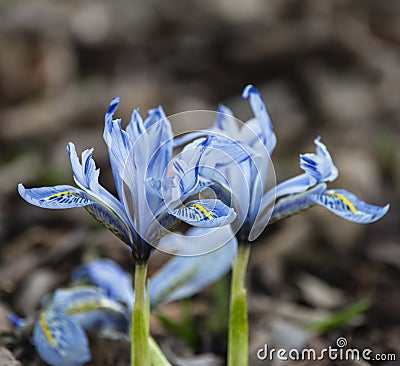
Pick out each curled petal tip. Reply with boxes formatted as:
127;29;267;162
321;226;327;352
242;84;259;100
17;182;25;193
66;141;74;153
105;97;120;122
109;97;120;109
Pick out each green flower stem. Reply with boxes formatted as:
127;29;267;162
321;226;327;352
131;263;150;366
149;336;172;366
228;244;250;366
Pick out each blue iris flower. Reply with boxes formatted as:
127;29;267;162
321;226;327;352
30;227;237;366
18;98;237;262
175;85;389;242
32;286;129;366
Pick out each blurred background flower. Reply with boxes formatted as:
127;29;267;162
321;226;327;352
0;1;399;365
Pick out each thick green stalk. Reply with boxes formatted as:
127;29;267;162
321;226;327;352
149;336;172;366
228;244;250;366
131;263;150;366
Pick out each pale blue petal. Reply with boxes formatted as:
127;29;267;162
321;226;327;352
84;197;133;245
18;183;133;246
261;137;339;209
66;141;135;242
33;308;90;366
215;104;236;131
50;287;129;332
173;130;210;148
18;184;92;209
242;84;277;154
168;147;201;202
300;137;338;184
144;106;165;129
72;259;134;309
126;108;145;142
145;107;173;180
263;173;312;206
105;97;120;123
66;144;100;194
269;184;328;224
144;211;181;245
310;189;390;224
150;226;237;306
203;135;254;168
103;114;133;201
8;312;25;328
169;199;236;228
66;143;126;213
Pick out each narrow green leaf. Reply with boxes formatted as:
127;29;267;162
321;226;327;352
308;300;370;333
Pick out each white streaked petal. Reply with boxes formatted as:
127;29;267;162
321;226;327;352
169;199;236;228
311;189;390;224
150;226;237;305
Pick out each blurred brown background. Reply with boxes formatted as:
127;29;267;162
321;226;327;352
0;1;399;365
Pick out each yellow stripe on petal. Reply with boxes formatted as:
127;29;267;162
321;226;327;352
45;190;77;200
190;203;214;220
40;313;56;346
64;301;102;315
328;193;358;214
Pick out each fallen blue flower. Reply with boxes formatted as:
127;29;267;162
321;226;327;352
32;229;237;366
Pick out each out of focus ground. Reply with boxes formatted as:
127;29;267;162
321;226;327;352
0;1;399;365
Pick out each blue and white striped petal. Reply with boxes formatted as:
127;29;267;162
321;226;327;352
33;308;90;366
18;183;132;246
300;137;338;184
103;101;134;202
18;184;92;209
126;108;145;142
169;199;236;228
72;259;134;309
145;107;173;182
200;135;254;168
144;106;166;129
242;84;276;154
268;184;328;224
150;226;237;306
261;137;339;207
33;286;130;366
66;142;131;226
215;104;237;132
310;189;390;224
84;202;132;245
50;287;129;333
66;143;100;194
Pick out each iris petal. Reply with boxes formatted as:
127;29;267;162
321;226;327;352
126;109;145;142
33;308;90;366
33;286;129;366
150;226;237;306
18;183;132;246
311;189;390;224
268;184;328;224
242;84;276;154
84;202;132;246
18;184;92;209
261;137;339;214
215;104;236;132
169;199;236;228
299;137;338;184
72;259;134;309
